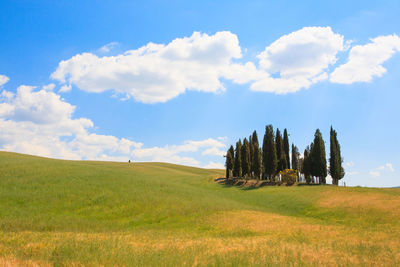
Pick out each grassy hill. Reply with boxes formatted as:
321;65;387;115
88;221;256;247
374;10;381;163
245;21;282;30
0;151;399;266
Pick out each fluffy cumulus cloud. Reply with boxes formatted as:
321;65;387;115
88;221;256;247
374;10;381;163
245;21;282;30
51;31;242;103
250;26;344;93
330;34;400;84
0;75;9;87
50;28;400;102
0;85;76;124
0;85;141;160
0;84;225;166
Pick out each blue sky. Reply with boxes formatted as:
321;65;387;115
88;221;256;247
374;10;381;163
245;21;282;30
0;0;399;187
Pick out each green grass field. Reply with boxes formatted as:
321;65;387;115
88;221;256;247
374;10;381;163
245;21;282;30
0;151;399;266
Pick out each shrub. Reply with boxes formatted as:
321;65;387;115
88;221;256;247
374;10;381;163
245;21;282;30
279;169;297;186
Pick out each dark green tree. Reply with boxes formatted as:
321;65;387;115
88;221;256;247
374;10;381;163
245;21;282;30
251;131;261;179
276;129;282;160
298;157;304;176
291;144;300;172
241;138;250;178
283;129;290;169
253;144;261;180
225;146;234;178
278;152;288;173
329;126;345;185
310;129;327;184
229;145;235;165
233;139;242;177
276;129;287;172
302;146;312;184
262;125;277;180
248;135;253;177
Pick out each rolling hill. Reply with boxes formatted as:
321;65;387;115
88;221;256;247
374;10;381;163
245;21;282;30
0;151;399;266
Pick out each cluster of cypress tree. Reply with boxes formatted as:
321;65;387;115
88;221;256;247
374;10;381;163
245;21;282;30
225;125;344;185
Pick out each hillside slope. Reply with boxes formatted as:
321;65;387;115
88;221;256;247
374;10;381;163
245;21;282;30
0;151;399;266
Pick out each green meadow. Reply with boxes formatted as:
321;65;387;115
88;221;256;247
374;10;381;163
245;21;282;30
0;151;399;266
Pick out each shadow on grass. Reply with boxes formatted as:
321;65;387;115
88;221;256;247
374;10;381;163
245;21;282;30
240;186;259;191
215;177;328;191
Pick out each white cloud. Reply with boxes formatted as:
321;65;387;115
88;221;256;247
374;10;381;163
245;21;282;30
203;161;224;169
202;147;226;156
131;146;200;166
0;85;76;124
0;84;225;167
345;161;355;167
386;163;394;172
0;85;109;160
0;75;9;87
50;29;400;103
51;31;242;103
131;138;226;166
330;34;400;84
59;84;72;93
42;83;55;91
376;163;395;172
369;163;395;178
98;42;119;53
1;90;14;99
250;26;344;93
369;171;381;177
346;171;359;176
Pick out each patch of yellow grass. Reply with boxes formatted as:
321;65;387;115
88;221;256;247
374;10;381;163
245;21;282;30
0;256;50;267
206;210;400;266
318;190;400;217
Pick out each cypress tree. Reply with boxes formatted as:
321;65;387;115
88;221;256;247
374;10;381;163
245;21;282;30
283;129;290;169
229;145;235;165
225;146;234;178
298;157;304;176
302;146;312;184
252;131;259;150
253;144;261;179
310;129;327;184
329;126;345;185
276;129;287;171
309;142;314;183
276;129;282;163
262;125;277;180
291;144;299;172
233;139;242;178
251;131;261;179
241;138;250;178
278;152;288;173
248;135;253;177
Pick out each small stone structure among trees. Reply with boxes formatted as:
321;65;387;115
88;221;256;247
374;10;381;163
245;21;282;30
225;125;345;185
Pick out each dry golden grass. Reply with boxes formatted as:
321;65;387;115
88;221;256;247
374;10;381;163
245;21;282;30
0;256;51;267
318;190;400;217
2;209;399;266
206;210;400;266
